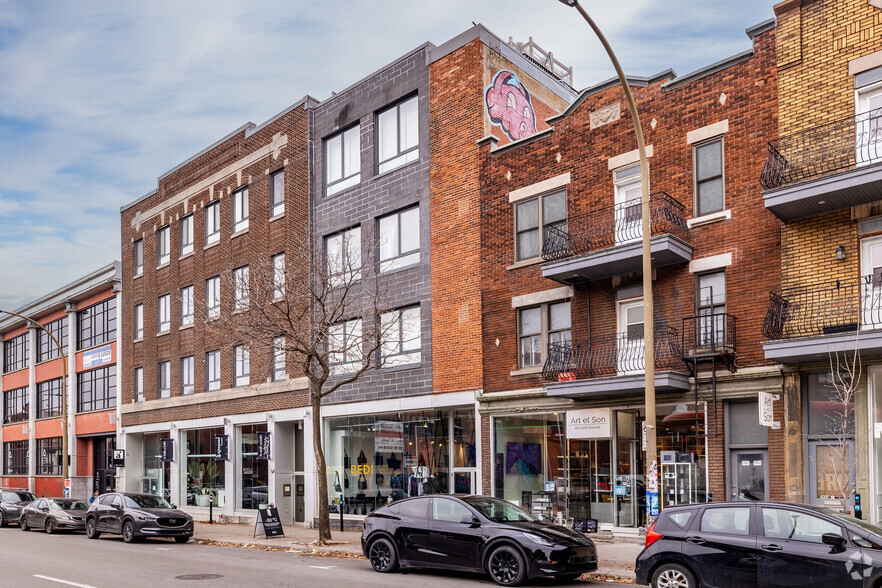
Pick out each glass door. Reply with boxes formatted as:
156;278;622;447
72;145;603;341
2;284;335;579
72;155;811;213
861;236;882;329
613;411;642;527
857;88;882;166
729;450;767;501
613;165;642;245
807;440;854;510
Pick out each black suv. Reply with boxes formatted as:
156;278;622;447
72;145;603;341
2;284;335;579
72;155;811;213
0;489;36;527
85;492;193;543
636;501;882;588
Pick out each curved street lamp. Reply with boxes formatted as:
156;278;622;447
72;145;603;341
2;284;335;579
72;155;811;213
556;0;658;517
0;309;69;488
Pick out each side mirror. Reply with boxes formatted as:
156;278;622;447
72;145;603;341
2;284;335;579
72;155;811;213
461;515;479;525
822;533;846;549
112;503;123;510
171;504;177;509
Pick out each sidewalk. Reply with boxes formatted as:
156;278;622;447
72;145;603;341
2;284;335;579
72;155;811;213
191;522;641;582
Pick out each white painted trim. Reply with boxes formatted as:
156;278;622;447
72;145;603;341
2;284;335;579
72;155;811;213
508;173;571;203
849;49;882;76
320;389;479;419
506;258;543;271
511;286;574;309
121;407;311;436
687;209;732;228
510;366;543;377
119;377;309;414
689;253;733;273
607;145;654;171
686;120;729;145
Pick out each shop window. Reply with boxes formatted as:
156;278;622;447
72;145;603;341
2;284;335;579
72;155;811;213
205;350;221;391
378;206;420;273
4;440;27;475
185;428;225;507
77;365;116;412
77;297;116;350
157;225;170;266
806;372;855;437
380;306;421;367
141;433;171;499
377;95;419;174
3;386;27;424
37;437;62;475
238;423;269;510
271;169;285;217
37;379;62;419
232;187;249;234
728;402;768;446
37;317;68;362
518;300;570;368
325;125;361;196
514;190;566;261
180;214;194;256
205;201;220;245
4;332;29;373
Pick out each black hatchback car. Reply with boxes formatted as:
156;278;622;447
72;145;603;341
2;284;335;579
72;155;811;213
636;501;882;588
85;492;193;543
361;494;597;586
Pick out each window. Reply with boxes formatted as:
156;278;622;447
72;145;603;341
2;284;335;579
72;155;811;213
157;225;170;266
37;317;68;362
37;379;62;419
694;138;724;216
328;319;362;374
271;253;285;299
205;276;220;319
4;441;28;476
233;266;249;311
157;294;171;333
3;387;27;424
697;271;726;345
205;200;220;245
233;345;250;387
77;365;116;412
272;336;286;382
134;304;143;340
762;508;840;543
180;286;194;326
158;361;170;399
381;306;421;367
857;85;882;164
325;227;361;285
37;437;62;475
377;95;419;174
699;506;751;536
232;187;249;233
180;214;194;256
518;300;571;368
180;356;194;395
614;165;643;244
133;239;143;276
134;367;143;402
379;206;420;272
514;190;566;261
77;297;116;350
3;333;28;373
205;350;221;391
432;498;472;523
271;170;285;217
325;126;360;196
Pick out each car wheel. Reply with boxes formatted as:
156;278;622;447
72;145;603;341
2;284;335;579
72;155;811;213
174;536;190;544
19;515;28;532
0;511;7;528
368;537;399;573
85;518;101;539
487;545;526;587
45;518;56;535
652;563;697;588
122;521;136;544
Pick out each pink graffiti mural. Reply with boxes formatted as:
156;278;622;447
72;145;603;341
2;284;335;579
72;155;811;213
485;70;537;141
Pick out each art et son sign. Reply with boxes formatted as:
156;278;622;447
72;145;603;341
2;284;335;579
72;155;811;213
566;409;612;439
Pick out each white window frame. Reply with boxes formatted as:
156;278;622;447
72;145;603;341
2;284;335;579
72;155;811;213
856;81;882;166
233;344;250;387
157;294;170;333
180;285;194;326
134;367;143;402
377;95;419;174
272;336;286;382
180;356;194;395
134;304;143;340
233;266;249;311
232;187;249;234
325;126;361;196
158;361;170;399
180;214;194;257
157;226;170;266
325;227;361;286
328;318;363;375
205;276;220;319
205;200;220;245
380;306;421;367
271;169;285;218
271;253;286;299
514;189;567;262
205;350;221;391
518;300;571;369
133;240;143;277
379;206;420;273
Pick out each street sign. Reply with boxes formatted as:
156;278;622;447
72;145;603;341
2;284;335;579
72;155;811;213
111;449;125;468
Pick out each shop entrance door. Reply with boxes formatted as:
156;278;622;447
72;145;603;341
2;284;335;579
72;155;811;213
613;439;642;527
568;439;614;526
729;449;768;501
93;436;116;494
807;440;854;510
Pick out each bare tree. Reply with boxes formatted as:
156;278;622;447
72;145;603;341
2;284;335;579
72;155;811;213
211;228;406;541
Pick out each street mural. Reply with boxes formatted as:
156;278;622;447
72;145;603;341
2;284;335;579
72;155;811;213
485;70;537;141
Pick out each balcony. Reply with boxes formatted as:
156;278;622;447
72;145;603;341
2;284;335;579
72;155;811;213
680;313;737;370
760;110;882;222
543;326;689;399
540;192;692;284
761;275;882;363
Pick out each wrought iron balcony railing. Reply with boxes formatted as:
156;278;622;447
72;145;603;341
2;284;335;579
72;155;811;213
759;108;882;191
542;326;686;381
761;275;882;340
681;313;737;357
540;192;690;262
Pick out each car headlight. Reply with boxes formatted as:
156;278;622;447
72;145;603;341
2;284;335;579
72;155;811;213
523;532;555;546
134;514;157;521
55;513;73;520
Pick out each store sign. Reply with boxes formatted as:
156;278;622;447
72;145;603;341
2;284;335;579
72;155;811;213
111;449;125;468
374;421;404;452
161;438;174;462
566;409;611;439
215;435;229;461
758;391;780;429
257;432;271;460
82;344;112;369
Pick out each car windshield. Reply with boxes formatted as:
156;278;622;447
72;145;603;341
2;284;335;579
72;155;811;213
50;499;87;510
3;491;35;502
463;496;537;522
124;495;172;509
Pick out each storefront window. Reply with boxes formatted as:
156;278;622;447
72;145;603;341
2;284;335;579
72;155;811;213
142;433;171;502
807;372;855;437
238;423;268;510
325;409;474;514
185;427;225;507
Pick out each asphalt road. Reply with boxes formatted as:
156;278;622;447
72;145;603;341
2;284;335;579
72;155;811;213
0;527;633;587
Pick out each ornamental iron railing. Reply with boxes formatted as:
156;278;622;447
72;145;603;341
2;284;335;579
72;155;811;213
681;313;737;357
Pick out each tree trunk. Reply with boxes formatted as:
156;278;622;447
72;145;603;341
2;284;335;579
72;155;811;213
312;382;332;542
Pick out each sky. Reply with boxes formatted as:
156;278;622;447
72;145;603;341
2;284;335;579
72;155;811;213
0;0;774;310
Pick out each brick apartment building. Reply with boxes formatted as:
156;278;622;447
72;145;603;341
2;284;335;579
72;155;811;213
759;0;882;520
0;262;120;499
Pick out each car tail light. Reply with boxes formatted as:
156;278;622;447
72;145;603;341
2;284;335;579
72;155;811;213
645;521;663;548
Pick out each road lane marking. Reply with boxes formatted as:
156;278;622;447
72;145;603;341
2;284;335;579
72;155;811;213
33;575;97;588
308;566;337;570
156;547;173;550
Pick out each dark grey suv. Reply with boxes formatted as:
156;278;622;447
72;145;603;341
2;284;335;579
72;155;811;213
85;492;193;543
0;489;36;527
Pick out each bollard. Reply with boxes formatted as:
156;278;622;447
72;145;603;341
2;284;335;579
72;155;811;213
340;493;344;532
209;493;213;524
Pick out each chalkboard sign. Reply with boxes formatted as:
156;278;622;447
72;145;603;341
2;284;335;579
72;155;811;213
161;439;174;462
215;435;229;461
254;505;284;538
257;432;271;460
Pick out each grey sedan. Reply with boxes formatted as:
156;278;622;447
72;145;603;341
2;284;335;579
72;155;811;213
20;498;88;533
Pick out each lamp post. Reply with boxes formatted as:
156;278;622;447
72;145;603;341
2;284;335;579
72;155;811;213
0;310;69;487
556;0;658;519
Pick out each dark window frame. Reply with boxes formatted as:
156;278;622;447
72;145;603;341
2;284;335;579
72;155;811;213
324;125;361;196
205;200;220;245
694;137;725;217
76;365;117;413
4;332;29;373
3;386;28;424
37;317;68;363
232;186;249;234
180;214;194;257
77;297;117;351
133;239;143;276
4;440;28;476
514;190;567;262
270;169;285;218
376;94;420;174
37;378;62;419
37;437;62;475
